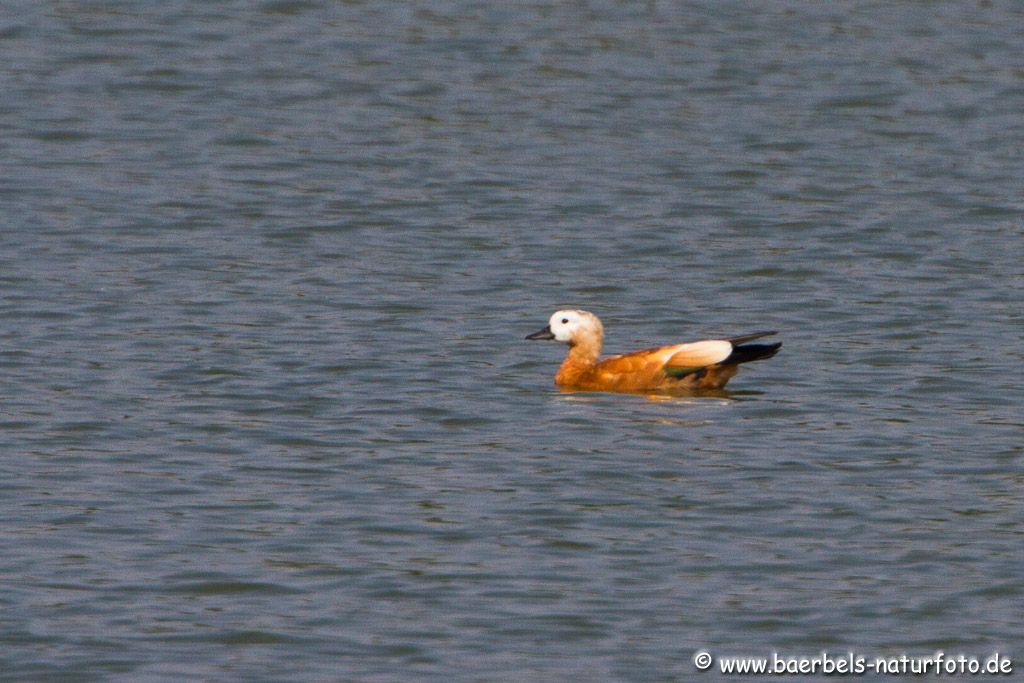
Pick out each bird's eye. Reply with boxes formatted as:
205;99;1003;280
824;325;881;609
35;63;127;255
561;318;569;324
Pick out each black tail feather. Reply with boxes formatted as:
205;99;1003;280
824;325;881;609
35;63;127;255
725;342;782;365
724;330;777;345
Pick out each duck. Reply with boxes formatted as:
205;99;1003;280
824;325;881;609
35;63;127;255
526;309;780;393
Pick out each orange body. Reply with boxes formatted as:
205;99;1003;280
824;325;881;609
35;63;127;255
554;339;738;392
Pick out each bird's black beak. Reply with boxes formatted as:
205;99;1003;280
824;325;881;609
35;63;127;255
526;325;555;341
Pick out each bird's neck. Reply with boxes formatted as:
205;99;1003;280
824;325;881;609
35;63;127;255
555;335;601;386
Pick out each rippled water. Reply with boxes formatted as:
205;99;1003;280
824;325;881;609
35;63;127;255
2;2;1022;680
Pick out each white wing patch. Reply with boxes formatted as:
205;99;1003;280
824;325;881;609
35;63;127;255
664;340;733;371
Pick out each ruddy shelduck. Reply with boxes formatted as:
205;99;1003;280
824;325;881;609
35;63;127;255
526;310;781;393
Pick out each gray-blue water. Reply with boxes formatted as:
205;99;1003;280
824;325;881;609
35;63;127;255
2;2;1022;681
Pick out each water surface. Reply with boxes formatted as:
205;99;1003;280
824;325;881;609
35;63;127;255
1;2;1022;681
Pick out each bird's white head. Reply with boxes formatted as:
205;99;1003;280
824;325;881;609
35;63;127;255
526;309;603;345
